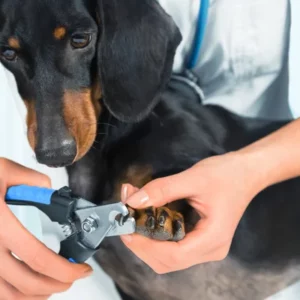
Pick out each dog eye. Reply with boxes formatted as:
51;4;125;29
71;33;91;49
1;48;17;61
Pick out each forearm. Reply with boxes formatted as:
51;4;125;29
237;118;300;191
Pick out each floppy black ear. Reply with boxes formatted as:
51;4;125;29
96;0;182;123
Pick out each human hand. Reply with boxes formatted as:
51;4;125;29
120;152;266;274
0;158;93;299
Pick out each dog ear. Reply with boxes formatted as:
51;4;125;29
96;0;182;123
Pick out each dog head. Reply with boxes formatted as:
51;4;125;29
0;0;181;167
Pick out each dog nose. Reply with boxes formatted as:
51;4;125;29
35;137;77;167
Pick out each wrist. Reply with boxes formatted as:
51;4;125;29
228;150;271;196
234;119;300;190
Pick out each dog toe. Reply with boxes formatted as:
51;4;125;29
132;206;185;241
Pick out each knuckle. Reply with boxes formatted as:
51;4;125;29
27;248;47;274
10;294;20;300
215;248;230;262
169;253;180;266
19;295;35;300
37;281;71;296
59;270;81;284
20;279;43;296
168;246;183;265
18;279;64;297
152;267;166;275
18;284;36;296
150;177;173;203
59;282;72;293
60;267;83;283
0;157;6;165
30;260;45;274
160;178;173;198
0;285;15;300
0;159;6;175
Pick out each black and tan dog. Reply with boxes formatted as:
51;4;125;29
1;1;300;299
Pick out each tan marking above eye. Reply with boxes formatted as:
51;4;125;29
8;37;20;49
54;27;67;40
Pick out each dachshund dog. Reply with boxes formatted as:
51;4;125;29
1;1;300;299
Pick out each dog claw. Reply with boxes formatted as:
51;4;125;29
133;206;185;241
158;215;165;226
146;216;156;229
158;209;169;227
174;219;182;231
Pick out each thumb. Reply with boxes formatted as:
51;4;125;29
124;169;195;209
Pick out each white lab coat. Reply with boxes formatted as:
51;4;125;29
159;0;298;121
0;0;298;299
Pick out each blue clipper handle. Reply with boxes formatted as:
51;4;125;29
5;185;78;225
6;185;99;263
6;185;55;205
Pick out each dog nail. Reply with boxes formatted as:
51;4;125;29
146;216;156;229
158;216;165;226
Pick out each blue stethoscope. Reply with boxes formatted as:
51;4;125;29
187;0;210;69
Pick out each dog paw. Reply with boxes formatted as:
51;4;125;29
128;207;185;241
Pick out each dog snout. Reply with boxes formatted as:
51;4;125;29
35;137;77;167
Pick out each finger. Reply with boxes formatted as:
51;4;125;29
0;208;93;283
22;296;51;300
0;158;51;190
28;297;51;300
195;244;230;264
0;278;50;300
0;277;17;300
121;184;139;202
121;219;224;272
124;170;195;208
121;232;229;274
0;279;50;300
0;249;72;296
121;234;199;274
121;234;176;274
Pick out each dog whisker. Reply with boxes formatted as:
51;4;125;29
97;122;117;129
91;146;100;152
96;132;108;137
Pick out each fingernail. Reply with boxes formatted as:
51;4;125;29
126;190;149;207
121;235;133;243
121;184;128;202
